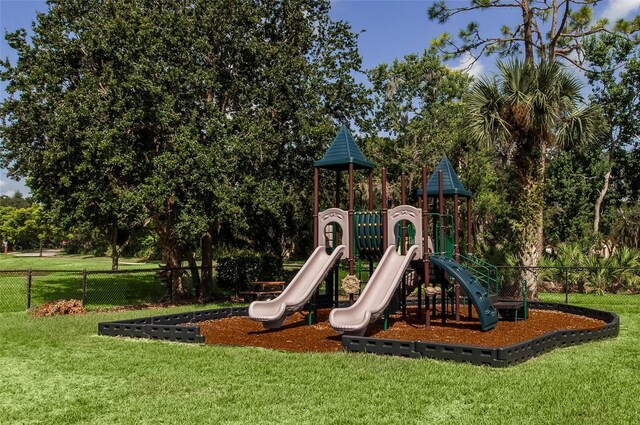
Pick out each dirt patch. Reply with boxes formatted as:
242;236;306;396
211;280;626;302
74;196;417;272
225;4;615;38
197;307;605;353
31;299;85;317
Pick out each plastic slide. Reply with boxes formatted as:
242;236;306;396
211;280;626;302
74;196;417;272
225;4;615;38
248;245;345;329
429;255;498;331
329;244;419;336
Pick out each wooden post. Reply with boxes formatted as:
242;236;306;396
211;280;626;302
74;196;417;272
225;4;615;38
313;167;319;249
467;197;472;255
381;168;387;251
454;194;460;261
454;193;460;322
348;163;354;275
400;173;407;319
438;170;445;256
422;165;430;327
438;172;446;323
334;171;342;306
401;173;406;255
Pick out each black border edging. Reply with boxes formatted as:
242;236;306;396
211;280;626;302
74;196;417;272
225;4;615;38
98;302;618;367
98;307;249;343
342;302;619;367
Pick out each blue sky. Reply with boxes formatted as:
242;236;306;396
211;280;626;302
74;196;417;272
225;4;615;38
1;0;640;196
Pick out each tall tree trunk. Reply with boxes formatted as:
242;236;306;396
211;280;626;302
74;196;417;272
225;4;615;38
513;137;546;298
201;228;214;300
594;167;612;235
521;0;535;63
39;240;43;257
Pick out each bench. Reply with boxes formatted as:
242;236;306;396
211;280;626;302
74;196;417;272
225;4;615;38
240;281;286;301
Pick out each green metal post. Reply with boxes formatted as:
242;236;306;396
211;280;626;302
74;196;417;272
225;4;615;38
383;309;389;330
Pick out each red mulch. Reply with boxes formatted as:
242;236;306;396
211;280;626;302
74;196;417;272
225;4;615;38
197;307;605;353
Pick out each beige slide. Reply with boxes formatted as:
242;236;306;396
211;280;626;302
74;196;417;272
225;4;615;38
329;244;419;336
248;245;345;329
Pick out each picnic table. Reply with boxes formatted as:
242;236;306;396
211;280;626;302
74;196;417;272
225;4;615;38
240;281;286;301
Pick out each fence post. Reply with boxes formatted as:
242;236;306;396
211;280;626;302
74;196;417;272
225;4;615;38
82;269;87;307
26;268;32;310
564;268;569;305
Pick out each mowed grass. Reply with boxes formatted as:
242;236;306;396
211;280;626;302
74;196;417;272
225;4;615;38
1;297;640;424
0;253;157;270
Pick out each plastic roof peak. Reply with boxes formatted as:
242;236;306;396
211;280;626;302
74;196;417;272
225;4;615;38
314;124;374;170
416;156;472;198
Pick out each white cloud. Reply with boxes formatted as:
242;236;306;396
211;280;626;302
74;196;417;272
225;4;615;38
452;52;486;78
601;0;640;22
0;173;30;196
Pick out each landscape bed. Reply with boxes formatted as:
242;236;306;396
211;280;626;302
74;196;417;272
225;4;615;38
98;301;618;367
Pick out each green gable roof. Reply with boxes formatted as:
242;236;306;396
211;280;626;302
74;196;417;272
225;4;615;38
416;156;472;198
314;125;374;170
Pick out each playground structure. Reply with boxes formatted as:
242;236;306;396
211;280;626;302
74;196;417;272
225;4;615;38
99;125;619;366
249;125;516;334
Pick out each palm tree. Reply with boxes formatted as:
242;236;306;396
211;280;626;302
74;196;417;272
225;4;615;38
466;60;604;298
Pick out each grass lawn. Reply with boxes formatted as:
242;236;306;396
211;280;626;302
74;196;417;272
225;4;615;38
0;253;157;270
1;297;639;424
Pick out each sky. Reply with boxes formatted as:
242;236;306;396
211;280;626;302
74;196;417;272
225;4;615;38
1;0;640;196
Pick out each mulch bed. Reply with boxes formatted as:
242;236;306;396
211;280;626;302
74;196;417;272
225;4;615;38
197;306;605;353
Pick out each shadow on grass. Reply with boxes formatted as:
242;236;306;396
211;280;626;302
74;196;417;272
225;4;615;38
30;271;165;309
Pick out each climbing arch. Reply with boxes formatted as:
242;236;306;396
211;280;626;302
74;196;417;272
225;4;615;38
387;205;423;257
317;208;350;259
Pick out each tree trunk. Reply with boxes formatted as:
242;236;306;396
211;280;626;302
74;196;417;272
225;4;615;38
521;0;535;63
163;246;184;302
513;137;546;299
109;240;119;271
151;210;185;301
109;228;119;271
111;253;119;271
187;250;201;298
39;240;43;257
594;167;612;235
201;228;214;300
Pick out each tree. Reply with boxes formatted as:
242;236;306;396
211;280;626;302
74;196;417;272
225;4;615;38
0;192;31;208
365;49;470;190
0;205;61;252
466;60;603;297
544;145;604;246
1;0;368;299
583;34;640;235
428;0;639;67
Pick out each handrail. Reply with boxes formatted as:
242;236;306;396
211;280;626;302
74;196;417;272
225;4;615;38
458;253;500;294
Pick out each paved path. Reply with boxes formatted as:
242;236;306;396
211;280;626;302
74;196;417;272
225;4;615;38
13;249;63;257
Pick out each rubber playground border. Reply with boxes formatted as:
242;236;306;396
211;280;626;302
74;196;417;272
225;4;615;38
97;302;619;367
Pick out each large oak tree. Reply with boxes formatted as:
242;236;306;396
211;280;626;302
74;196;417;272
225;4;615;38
1;0;368;299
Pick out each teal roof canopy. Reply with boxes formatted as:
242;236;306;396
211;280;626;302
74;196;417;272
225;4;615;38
416;156;472;198
314;125;374;170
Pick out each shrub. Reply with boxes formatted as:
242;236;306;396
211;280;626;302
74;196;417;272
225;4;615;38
215;250;283;294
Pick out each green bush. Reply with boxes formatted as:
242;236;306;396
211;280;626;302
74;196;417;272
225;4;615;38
215;250;283;293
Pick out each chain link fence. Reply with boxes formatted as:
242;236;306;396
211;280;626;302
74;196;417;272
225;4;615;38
2;264;639;314
0;267;185;313
495;265;640;309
